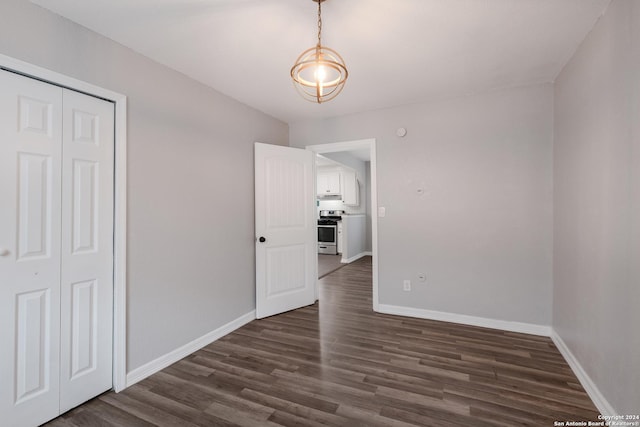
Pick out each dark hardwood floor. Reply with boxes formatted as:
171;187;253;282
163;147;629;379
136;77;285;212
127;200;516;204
46;257;600;426
318;253;345;278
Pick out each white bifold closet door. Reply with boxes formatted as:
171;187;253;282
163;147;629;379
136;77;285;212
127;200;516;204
0;70;114;427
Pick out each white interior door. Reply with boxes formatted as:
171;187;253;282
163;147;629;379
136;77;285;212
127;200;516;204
0;70;114;426
0;71;63;427
59;89;114;412
255;142;316;319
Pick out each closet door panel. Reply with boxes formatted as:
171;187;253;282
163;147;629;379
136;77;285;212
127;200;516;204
0;70;63;427
59;89;114;412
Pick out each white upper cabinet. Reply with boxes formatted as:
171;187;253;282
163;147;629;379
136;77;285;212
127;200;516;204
341;169;360;206
317;170;341;196
316;166;360;206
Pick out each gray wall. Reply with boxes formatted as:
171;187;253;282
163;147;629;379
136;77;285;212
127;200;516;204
291;84;554;325
553;0;640;414
0;0;288;372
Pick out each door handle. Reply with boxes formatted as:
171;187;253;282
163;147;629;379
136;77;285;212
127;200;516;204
258;237;266;243
0;248;10;257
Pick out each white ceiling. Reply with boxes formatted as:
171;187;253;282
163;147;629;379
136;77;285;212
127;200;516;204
345;148;371;162
316;147;371;168
32;0;610;124
316;154;340;168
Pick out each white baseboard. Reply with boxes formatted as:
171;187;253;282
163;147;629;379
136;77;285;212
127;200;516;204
125;310;255;388
341;251;371;264
550;330;616;416
376;304;551;336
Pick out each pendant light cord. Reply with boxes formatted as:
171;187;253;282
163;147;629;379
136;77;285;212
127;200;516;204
317;0;322;47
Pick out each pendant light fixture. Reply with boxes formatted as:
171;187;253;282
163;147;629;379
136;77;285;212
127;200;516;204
291;0;348;104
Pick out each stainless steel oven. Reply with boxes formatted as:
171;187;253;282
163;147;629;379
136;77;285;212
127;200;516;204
317;210;343;255
317;222;337;254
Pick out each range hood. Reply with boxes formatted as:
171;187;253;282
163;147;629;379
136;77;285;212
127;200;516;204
317;194;342;200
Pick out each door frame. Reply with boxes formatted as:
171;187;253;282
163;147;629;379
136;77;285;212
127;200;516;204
0;54;128;392
306;139;379;311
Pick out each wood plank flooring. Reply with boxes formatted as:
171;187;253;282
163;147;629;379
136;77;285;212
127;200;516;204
46;257;600;426
318;253;345;278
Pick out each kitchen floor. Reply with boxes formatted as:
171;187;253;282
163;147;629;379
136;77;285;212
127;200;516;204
318;253;345;278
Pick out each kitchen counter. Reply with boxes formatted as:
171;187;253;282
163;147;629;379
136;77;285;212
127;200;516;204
340;215;367;263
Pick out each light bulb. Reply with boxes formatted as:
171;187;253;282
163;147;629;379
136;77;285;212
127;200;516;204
314;65;327;83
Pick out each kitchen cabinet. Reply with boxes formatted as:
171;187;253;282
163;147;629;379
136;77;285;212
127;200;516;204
337;221;343;254
317;171;341;195
341;170;359;206
340;215;367;263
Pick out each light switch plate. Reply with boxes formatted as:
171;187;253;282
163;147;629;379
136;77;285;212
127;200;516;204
378;207;386;217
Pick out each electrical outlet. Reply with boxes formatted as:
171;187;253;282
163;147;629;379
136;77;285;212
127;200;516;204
403;280;411;291
418;273;426;282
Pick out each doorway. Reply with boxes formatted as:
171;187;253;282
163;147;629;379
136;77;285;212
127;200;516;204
306;139;379;311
